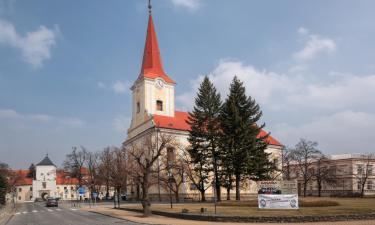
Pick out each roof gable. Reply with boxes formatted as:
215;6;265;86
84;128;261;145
37;155;56;166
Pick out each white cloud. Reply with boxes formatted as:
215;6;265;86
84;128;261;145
0;108;84;128
112;81;129;94
0;109;20;118
112;116;130;133
97;81;105;89
169;0;201;11
177;59;375;111
271;111;375;153
0;18;58;68
59;118;84;128
294;27;336;61
177;60;299;110
177;59;375;152
297;27;309;35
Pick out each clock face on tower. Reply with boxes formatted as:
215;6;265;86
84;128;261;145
155;78;164;89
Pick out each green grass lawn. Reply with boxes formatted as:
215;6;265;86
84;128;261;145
120;197;375;217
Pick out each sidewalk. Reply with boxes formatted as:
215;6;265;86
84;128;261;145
82;205;375;225
0;204;16;225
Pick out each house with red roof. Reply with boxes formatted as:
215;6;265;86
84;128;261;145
10;155;91;202
122;4;283;200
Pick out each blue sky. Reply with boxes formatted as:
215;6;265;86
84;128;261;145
1;0;375;168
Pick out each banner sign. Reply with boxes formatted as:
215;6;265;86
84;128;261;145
258;194;299;209
257;180;297;195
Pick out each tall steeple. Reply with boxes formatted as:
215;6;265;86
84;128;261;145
138;0;175;84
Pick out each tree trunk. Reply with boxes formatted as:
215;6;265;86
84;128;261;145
200;189;206;202
226;187;231;200
141;168;151;216
117;187;121;208
361;183;365;198
235;174;241;201
213;158;221;202
174;191;179;203
105;181;109;199
318;182;321;197
303;182;307;197
216;179;221;202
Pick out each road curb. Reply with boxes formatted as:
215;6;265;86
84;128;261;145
118;207;375;223
88;209;164;225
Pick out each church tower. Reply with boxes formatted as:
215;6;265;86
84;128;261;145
128;2;175;136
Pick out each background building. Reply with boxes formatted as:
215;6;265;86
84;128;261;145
10;155;91;202
289;154;375;196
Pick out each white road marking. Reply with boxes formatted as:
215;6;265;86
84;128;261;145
70;208;78;211
56;208;62;211
22;211;27;214
15;212;20;215
47;209;53;212
32;210;38;213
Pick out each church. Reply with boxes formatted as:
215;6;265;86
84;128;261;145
122;3;283;200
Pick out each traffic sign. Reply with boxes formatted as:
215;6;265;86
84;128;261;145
78;187;86;195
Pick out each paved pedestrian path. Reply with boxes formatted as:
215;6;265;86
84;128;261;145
84;205;375;225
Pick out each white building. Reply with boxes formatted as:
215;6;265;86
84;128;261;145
11;155;90;202
32;155;58;200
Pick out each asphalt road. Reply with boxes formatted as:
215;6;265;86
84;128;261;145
5;202;143;225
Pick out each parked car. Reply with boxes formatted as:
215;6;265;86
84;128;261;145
46;198;58;207
34;198;43;202
121;193;127;201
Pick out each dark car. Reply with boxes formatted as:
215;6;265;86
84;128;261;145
46;198;58;207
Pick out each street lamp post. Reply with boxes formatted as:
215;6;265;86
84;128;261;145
168;170;173;209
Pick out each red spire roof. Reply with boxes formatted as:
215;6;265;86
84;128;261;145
138;14;175;84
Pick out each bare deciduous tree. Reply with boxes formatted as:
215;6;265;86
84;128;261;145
313;155;338;197
98;147;113;199
282;147;294;180
86;151;101;198
292;139;322;197
181;149;210;202
125;132;176;216
355;153;375;197
159;151;187;203
63;146;87;187
109;147;128;208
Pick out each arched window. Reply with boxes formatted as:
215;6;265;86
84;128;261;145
137;102;140;113
167;147;175;165
156;100;163;111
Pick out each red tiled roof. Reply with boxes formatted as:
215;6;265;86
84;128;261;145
138;14;175;84
153;111;283;147
13;170;32;186
153;111;190;131
12;169;81;186
56;171;79;185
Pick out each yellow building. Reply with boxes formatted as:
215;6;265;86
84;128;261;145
123;4;283;201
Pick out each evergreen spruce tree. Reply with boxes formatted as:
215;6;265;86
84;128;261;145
0;174;6;205
220;76;273;201
27;163;36;179
187;76;222;201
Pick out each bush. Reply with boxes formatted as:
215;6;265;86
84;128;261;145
330;192;362;198
218;200;259;207
299;200;339;207
218;199;339;208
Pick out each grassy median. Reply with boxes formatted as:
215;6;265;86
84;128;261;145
120;197;375;217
